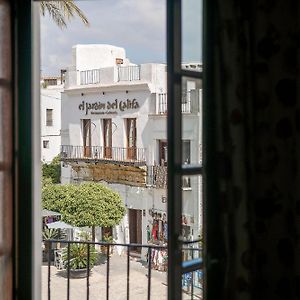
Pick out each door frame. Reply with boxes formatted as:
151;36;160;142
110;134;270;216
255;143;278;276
126;118;137;160
82;119;91;157
103;118;112;158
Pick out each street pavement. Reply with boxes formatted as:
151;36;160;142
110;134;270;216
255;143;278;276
42;253;201;300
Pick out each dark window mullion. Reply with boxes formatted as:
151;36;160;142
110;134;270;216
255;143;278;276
15;1;34;299
180;69;202;79
180;164;202;175
167;0;183;299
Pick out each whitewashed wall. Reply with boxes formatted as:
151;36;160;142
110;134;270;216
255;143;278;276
72;44;127;71
62;88;152;155
41;85;62;162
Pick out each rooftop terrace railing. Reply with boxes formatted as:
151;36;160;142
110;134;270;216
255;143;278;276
43;239;203;300
80;69;101;85
118;65;141;82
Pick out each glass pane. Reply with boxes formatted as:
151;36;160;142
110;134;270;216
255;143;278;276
182;270;203;299
181;0;202;66
41;1;168;299
182;77;202;165
181;174;203;298
181;175;203;244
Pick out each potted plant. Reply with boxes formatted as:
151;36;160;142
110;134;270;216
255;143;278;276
62;243;97;278
42;228;59;262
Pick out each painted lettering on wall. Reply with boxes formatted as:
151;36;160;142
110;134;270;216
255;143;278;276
78;99;140;115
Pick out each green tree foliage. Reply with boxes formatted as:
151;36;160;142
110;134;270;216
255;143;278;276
42;182;126;228
42;176;53;187
42;155;61;184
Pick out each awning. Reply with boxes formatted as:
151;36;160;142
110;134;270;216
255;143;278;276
46;221;73;229
42;209;62;217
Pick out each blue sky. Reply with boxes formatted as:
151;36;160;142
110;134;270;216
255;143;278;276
41;0;202;76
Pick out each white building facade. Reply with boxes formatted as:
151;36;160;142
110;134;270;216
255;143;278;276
41;78;62;163
61;44;202;257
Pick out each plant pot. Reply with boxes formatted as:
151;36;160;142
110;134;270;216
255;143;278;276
69;268;92;279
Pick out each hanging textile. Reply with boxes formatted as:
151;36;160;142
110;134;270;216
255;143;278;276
207;0;300;299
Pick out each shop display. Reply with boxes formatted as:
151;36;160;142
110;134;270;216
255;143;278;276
146;209;196;272
147;211;168;244
147;248;168;272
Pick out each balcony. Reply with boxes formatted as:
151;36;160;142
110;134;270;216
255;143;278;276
154;91;201;115
61;145;147;166
43;239;203;299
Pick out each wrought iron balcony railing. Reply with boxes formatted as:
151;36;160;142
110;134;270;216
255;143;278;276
61;145;146;165
156;93;192;114
43;239;203;300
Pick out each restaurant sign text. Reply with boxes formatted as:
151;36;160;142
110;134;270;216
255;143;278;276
79;99;140;115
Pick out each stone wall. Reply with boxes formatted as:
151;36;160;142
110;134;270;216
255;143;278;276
71;163;147;187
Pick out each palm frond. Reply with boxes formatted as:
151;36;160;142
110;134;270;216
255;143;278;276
40;2;67;28
57;1;89;26
40;1;89;29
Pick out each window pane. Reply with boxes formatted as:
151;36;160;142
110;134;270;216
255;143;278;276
181;175;203;242
181;270;203;299
181;174;203;297
182;76;202;165
181;0;202;65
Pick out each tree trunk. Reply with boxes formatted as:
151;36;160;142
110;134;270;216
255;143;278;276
92;225;95;242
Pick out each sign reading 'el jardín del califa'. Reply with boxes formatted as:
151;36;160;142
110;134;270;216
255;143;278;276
79;99;140;115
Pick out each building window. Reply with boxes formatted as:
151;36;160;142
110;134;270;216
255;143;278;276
182;140;191;188
182;140;191;164
159;140;168;166
157;140;191;188
43;140;49;149
126;118;137;159
158;140;190;165
46;109;53;126
81;119;91;157
103;119;112;158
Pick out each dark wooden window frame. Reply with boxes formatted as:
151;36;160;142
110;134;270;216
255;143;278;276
167;1;205;299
